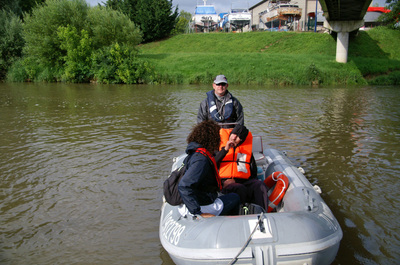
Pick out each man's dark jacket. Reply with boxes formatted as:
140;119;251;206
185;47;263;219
197;90;244;126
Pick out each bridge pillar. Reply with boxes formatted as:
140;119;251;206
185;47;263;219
323;20;364;63
336;32;349;63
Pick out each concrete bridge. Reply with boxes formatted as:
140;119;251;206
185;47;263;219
319;0;373;63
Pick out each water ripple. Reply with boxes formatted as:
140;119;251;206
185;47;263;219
1;84;400;265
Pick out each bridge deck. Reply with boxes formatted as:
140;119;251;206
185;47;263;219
319;0;372;21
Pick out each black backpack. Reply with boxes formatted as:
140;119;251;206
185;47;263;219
163;156;190;206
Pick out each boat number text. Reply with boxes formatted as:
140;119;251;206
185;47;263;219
162;210;186;245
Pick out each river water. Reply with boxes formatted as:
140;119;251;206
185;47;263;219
0;82;399;265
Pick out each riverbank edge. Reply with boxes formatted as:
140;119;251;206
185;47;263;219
138;28;400;86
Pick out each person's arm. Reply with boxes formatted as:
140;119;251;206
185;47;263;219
214;138;235;165
215;148;228;165
197;99;208;124
235;99;244;125
178;154;211;215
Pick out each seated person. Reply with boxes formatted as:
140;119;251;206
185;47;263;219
215;124;269;211
178;120;241;218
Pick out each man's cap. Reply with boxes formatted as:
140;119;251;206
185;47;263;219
214;75;228;85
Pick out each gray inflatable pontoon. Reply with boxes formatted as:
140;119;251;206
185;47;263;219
160;137;343;265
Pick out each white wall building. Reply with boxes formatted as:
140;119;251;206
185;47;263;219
249;0;324;31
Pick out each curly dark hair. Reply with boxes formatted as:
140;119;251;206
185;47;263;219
187;120;221;153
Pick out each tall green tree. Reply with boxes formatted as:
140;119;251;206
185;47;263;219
87;6;142;49
171;10;192;35
106;0;178;42
0;10;24;79
379;0;400;29
23;0;90;70
0;0;46;18
17;0;143;82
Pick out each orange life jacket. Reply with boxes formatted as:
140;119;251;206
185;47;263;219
219;128;253;179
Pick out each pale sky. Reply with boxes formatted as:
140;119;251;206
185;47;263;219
86;0;388;14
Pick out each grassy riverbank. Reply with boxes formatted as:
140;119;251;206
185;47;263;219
139;27;400;86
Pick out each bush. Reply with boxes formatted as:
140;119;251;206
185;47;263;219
23;0;90;70
6;58;27;82
369;70;400;85
57;25;93;82
305;63;322;85
17;0;145;83
92;43;154;84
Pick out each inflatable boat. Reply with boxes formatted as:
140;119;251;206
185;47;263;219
159;136;342;265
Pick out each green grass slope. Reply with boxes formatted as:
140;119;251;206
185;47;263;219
139;27;400;86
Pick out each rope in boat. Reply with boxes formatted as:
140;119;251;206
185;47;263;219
227;213;264;265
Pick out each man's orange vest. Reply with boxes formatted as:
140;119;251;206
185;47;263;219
219;128;253;179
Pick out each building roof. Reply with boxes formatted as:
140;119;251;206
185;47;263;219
249;0;268;10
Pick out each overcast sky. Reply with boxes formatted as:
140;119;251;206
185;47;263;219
86;0;388;14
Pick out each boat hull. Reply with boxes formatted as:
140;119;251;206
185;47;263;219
159;148;342;265
192;3;219;32
260;3;302;30
262;7;302;23
228;13;251;23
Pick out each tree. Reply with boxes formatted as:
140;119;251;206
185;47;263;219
86;6;142;49
18;0;143;82
105;0;178;42
0;10;24;79
23;0;91;70
0;0;46;18
379;0;400;29
0;0;19;14
171;10;192;35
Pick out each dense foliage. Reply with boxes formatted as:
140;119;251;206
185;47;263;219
379;0;400;29
22;0;91;71
0;0;46;18
0;10;24;79
1;0;399;85
7;0;151;83
171;10;192;35
105;0;178;42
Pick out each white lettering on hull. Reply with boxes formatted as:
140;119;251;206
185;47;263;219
161;210;186;245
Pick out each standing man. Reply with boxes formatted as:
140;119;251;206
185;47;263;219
197;75;244;128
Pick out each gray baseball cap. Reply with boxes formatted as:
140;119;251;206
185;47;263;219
213;75;228;84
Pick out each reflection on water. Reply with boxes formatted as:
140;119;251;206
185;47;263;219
0;83;399;264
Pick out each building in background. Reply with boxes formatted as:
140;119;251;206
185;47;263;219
249;0;387;32
362;6;390;29
250;0;324;31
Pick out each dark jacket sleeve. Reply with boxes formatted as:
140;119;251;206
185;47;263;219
197;99;208;124
178;153;210;215
215;148;228;166
234;98;244;125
